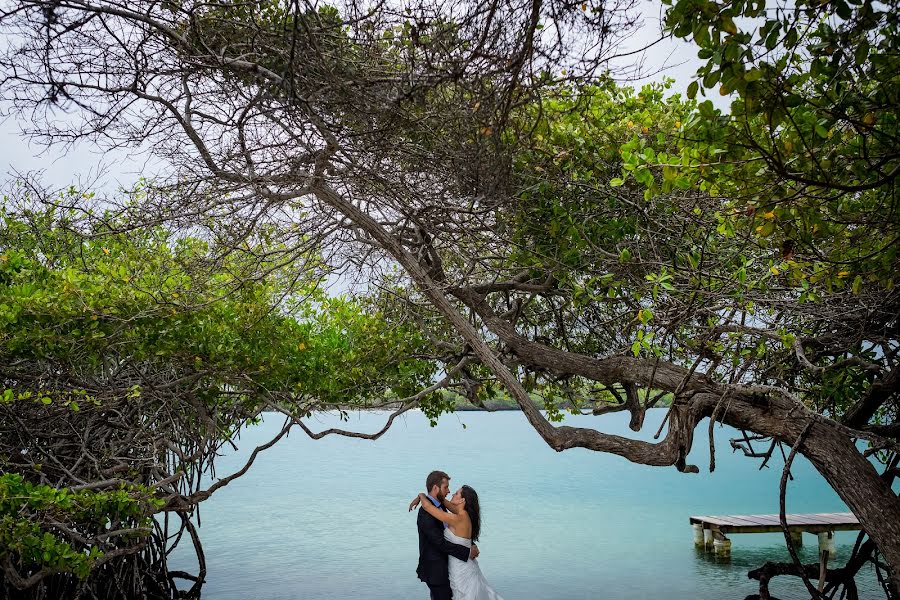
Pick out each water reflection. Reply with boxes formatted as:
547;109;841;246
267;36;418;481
692;537;884;599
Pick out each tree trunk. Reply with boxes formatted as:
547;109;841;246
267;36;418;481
801;421;900;595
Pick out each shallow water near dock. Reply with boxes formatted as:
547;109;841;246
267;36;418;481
166;409;887;599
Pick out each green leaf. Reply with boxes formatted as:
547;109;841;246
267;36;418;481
663;166;676;181
721;17;737;35
609;177;625;187
785;27;798;48
744;68;763;82
854;40;869;66
765;25;781;50
687;81;699;99
834;0;851;20
694;23;710;46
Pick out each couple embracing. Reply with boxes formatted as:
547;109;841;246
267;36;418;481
409;470;505;600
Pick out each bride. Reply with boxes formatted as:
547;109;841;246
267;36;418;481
410;485;505;600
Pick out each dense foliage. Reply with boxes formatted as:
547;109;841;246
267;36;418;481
0;202;434;589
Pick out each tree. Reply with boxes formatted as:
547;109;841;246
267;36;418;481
0;197;436;596
655;0;899;288
663;0;899;205
0;1;897;597
492;80;900;596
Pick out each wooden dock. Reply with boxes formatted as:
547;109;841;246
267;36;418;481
690;512;861;591
689;512;860;566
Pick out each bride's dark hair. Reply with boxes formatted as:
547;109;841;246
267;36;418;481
460;485;481;543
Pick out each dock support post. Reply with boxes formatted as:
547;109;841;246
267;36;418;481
692;524;704;548
713;535;732;558
817;532;835;593
703;528;714;551
790;531;803;548
818;531;835;556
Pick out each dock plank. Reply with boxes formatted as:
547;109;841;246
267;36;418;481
816;512;859;524
793;513;838;524
689;512;860;535
741;515;784;525
721;516;771;528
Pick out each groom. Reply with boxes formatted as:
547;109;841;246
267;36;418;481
415;470;479;600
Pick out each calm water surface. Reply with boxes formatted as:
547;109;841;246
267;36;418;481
167;409;884;599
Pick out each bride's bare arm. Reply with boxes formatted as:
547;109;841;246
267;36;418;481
441;497;462;514
417;493;460;525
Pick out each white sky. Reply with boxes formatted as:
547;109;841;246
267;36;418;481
0;1;712;191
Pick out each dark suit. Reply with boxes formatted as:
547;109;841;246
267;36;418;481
416;503;470;600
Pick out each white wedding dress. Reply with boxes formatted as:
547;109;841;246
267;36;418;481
444;528;505;600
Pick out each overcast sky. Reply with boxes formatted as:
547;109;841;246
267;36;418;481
0;2;708;192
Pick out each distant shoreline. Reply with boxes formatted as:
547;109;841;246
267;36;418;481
321;390;673;414
330;398;672;413
451;402;526;412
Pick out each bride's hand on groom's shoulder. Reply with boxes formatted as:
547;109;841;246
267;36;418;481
470;544;479;560
408;495;421;512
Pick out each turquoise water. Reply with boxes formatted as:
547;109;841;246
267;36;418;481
167;409;883;599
